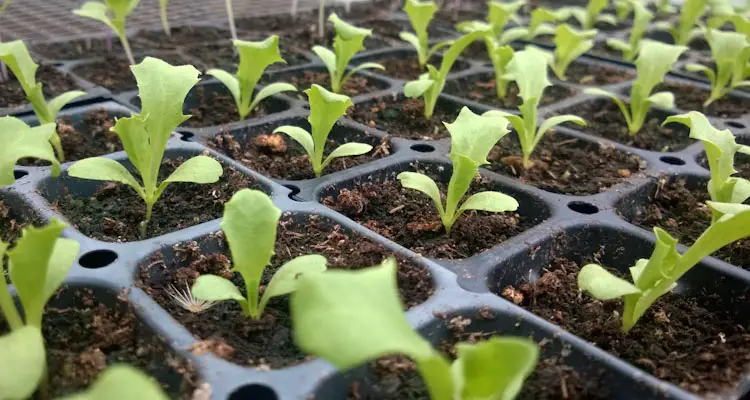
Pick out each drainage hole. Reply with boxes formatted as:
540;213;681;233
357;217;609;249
283;184;303;201
13;170;28;180
410;144;435;153
567;201;599;215
659;156;685;165
726;121;746;129
229;384;278;400
79;249;118;269
180;132;195;142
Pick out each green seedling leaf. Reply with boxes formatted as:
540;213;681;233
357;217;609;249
207;36;296;119
397;107;517;234
578;263;641;300
655;0;676;14
292;258;538;400
686;29;750;106
313;13;383;93
159;0;170;35
550;24;598;80
584;40;686;134
63;365;169;400
192;189;327;319
556;0;615;29
0;118;60;186
662;0;707;46
274;84;368;177
486;0;526;38
0;326;46;400
73;0;140;65
68;57;222;234
401;0;441;68
484;39;514;98
606;1;653;61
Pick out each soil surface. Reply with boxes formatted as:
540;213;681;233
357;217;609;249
0;65;79;109
72;53;192;93
500;249;750;395
653;81;750;119
486;133;645;195
0;287;202;398
136;215;434;367
52;157;260;242
444;76;574;109
209;132;392;180
31;38;150;61
20;109;122;166
134;26;235;49
261;70;386;98
561;61;634;86
0;199;42;247
373;54;470;81
322;165;538;259
359;19;452;41
628;178;750;268
343;309;612;400
562;100;692;151
346;97;461;140
183;86;278;128
184;42;309;71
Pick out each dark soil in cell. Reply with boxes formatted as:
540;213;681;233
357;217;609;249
444;76;574;109
373;54;470;81
0;200;42;247
628;179;750;268
486;133;645;195
345;310;611;400
52;157;259;242
346;97;460;140
587;40;625;60
653;81;750;119
31;38;148;61
19;109;122;166
0;65;79;109
561;61;634;86
183;86;273;128
136;215;434;367
359;19;452;41
562;100;692;151
209;132;392;180
0;287;202;398
500;250;750;395
134;26;237;49
71;53;191;93
262;70;385;98
322;167;536;259
271;25;388;53
185;42;309;71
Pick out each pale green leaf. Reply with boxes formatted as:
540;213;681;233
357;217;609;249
0;118;59;186
584;88;632;126
274;125;315;157
400;31;425;58
343;62;385;83
459;191;518;214
46;90;86;120
162;156;222;185
578;263;641;300
397;172;445;217
68;157;143;196
191;275;246;303
446;107;510;166
404;78;435;98
646;91;675;109
0;40;38;89
207;69;241;108
537;115;586;138
0;326;46;400
403;0;438;42
259;254;327;314
62;365;169;400
606;38;631;53
306;84;352;151
250;82;297;112
634;40;687;93
73;2;117;32
312;46;337;79
505;46;551;103
321;142;373;169
104;0;140;19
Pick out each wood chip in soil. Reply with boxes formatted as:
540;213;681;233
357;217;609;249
136;215;434;367
486;133;644;195
561;61;634;86
209;132;391;180
653;81;750;119
444;76;574;109
342;310;612;400
627;178;750;268
500;250;750;395
262;70;385;98
561;100;692;151
0;65;79;109
52;157;261;242
322;167;539;259
346;97;460;140
0;287;203;398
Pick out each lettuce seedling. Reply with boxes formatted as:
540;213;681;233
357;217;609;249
292;258;539;400
685;30;750;106
655;0;676;14
400;0;452;70
68;57;223;235
191;189;327;319
486;39;515;98
159;0;170;36
556;0;617;30
654;0;706;46
207;36;296;120
613;0;634;21
274;85;371;177
0;117;61;186
0;40;86;161
547;24;598;80
487;47;586;168
584;40;686;135
73;0;140;65
664;112;750;222
579;201;750;333
397;107;519;234
312;14;385;94
404;29;487;118
457;1;528;44
606;1;653;61
504;7;560;42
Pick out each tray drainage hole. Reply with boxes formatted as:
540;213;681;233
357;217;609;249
283;184;303;201
79;250;118;269
659;156;685;166
180;132;194;142
229;384;278;400
411;144;435;153
726;121;746;129
567;201;599;215
13;170;28;180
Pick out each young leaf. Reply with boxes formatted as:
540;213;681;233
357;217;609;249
481;38;515;98
661;0;707;46
192;189;327;319
159;0;170;36
312;14;384;93
63;365;169;400
68;57;222;234
685;29;750;106
73;0;140;65
207;36;296;120
0;326;46;400
549;24;598;80
584;40;686;134
397;107;518;234
401;0;444;69
0;118;60;186
486;0;526;38
556;0;616;30
274;84;370;177
606;1;653;61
